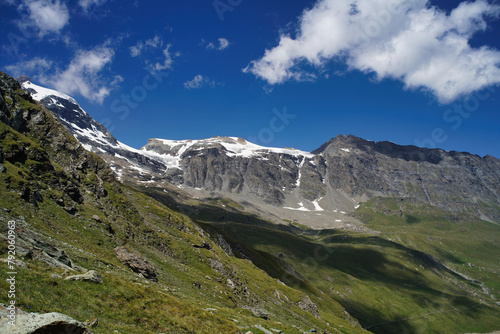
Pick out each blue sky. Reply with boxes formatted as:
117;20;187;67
1;0;499;157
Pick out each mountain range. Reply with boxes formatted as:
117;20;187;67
18;76;500;227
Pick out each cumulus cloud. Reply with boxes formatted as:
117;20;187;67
23;0;69;36
244;0;500;103
205;38;230;50
43;45;119;104
184;75;222;89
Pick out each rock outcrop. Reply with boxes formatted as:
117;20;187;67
0;304;93;334
114;246;158;282
65;270;103;284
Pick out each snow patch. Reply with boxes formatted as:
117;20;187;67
312;198;324;211
22;81;77;105
284;201;310;212
81;143;93;152
143;137;314;171
296;157;306;187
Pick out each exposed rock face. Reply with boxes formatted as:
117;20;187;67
65;270;103;284
0;304;93;334
114;246;158;282
314;135;500;220
241;306;269;320
1;72;114;216
296;295;320;319
0;225;82;272
0;73;26;132
139;135;500;221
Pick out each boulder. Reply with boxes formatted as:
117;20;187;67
0;258;27;268
254;324;273;334
296;295;320;319
65;270;103;284
0;304;93;334
242;306;269;320
114;246;158;282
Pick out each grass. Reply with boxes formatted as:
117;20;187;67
0;261;239;334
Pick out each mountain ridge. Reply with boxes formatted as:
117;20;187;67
15;77;500;160
17;77;500;226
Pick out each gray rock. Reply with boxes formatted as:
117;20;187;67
16;228;76;271
213;232;234;257
114;246;158;282
0;258;27;268
253;324;273;334
242;306;269;320
0;304;93;334
296;295;320;319
0;164;6;173
65;270;103;284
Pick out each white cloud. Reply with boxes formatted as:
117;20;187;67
217;38;230;50
130;35;164;57
129;44;143;58
24;0;69;36
148;45;177;73
130;36;178;74
244;0;500;103
146;35;162;48
79;0;107;12
205;37;230;50
43;45;118;104
184;75;222;89
4;57;53;77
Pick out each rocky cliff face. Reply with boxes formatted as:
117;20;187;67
315;135;500;220
18;78;500;223
141;137;316;206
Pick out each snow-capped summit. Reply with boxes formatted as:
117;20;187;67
140;136;314;169
18;77;113;150
19;78;167;180
18;76;78;105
